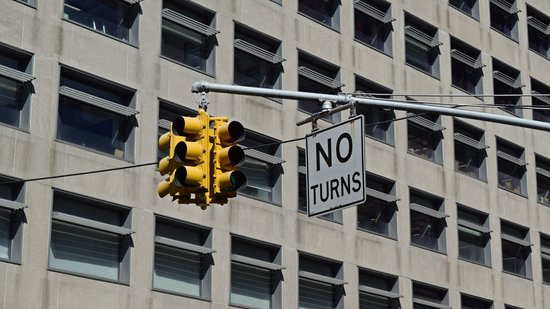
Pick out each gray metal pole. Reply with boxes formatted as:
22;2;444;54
192;81;550;132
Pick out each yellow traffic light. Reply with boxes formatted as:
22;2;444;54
157;109;211;205
210;118;247;204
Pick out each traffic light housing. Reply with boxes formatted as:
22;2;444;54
157;109;211;205
211;118;247;205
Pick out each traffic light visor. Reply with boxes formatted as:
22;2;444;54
173;116;202;136
218;121;245;144
217;170;247;192
218;145;245;168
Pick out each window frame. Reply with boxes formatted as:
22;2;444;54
56;65;138;161
238;131;284;205
535;154;550;206
404;14;442;78
62;0;141;45
492;59;524;117
161;0;218;76
541;233;550;284
357;172;399;239
48;189;133;284
298;0;341;31
454;120;488;181
358;268;401;309
299;253;346;309
354;0;394;56
412;281;450;309
531;78;550;122
233;22;285;90
297;51;344;123
496;138;527;196
461;293;493;309
153;216;213;299
450;37;484;95
230;236;283;309
526;5;550;59
457;204;492;266
409;189;448;254
500;220;532;279
407;112;445;164
0;43;35;131
449;0;480;20
0;174;26;264
489;0;520;41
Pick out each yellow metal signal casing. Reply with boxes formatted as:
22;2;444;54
210;118;247;205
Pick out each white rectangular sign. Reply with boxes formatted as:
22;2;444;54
306;115;365;217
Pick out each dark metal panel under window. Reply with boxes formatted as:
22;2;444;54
0;43;34;130
161;1;218;75
457;205;491;266
57;66;137;160
234;23;284;90
153;217;213;299
49;190;132;283
489;0;519;41
231;237;282;309
354;0;394;55
298;0;341;31
63;0;140;45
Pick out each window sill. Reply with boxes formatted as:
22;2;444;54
160;56;215;78
298;209;343;225
410;243;447;256
458;257;492;269
61;18;138;48
231;83;282;104
495;106;521;118
490;27;519;43
48;267;129;286
297;12;340;34
353;39;393;59
54;139;134;164
450;85;484;101
0;122;30;134
357;227;397;241
365;134;395;148
238;193;282;207
13;0;36;9
528;48;550;62
153;288;210;302
454;169;488;183
498;185;527;198
449;5;480;21
405;63;440;81
0;257;21;266
297;108;338;124
502;270;533;281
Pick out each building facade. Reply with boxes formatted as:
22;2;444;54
0;0;550;308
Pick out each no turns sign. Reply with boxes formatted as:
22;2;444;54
306;115;366;217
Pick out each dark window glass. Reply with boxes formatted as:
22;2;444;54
298;0;340;29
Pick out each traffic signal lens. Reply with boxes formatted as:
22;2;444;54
217;170;247;192
174;141;203;163
218;121;245;144
174;166;204;187
218;146;245;168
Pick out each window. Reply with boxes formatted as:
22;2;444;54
355;76;395;144
358;269;400;309
535;155;550;206
449;0;480;19
527;5;550;58
298;148;343;223
234;23;284;89
531;79;550;122
63;0;140;45
297;51;344;122
412;282;449;309
496;138;527;196
161;0;218;75
450;38;484;95
501;220;532;278
489;0;519;41
0;175;26;263
410;190;447;253
239;131;284;205
454;120;488;180
230;237;283;309
457;205;491;266
157;100;197;162
299;253;345;309
0;43;34;130
541;234;550;284
14;0;37;7
405;14;441;77
49;190;132;283
57;66;138;160
407;112;444;164
153;217;213;298
461;294;493;309
298;0;340;31
492;59;523;116
357;173;398;239
354;0;394;55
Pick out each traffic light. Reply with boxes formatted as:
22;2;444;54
157;109;211;205
210;118;247;205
